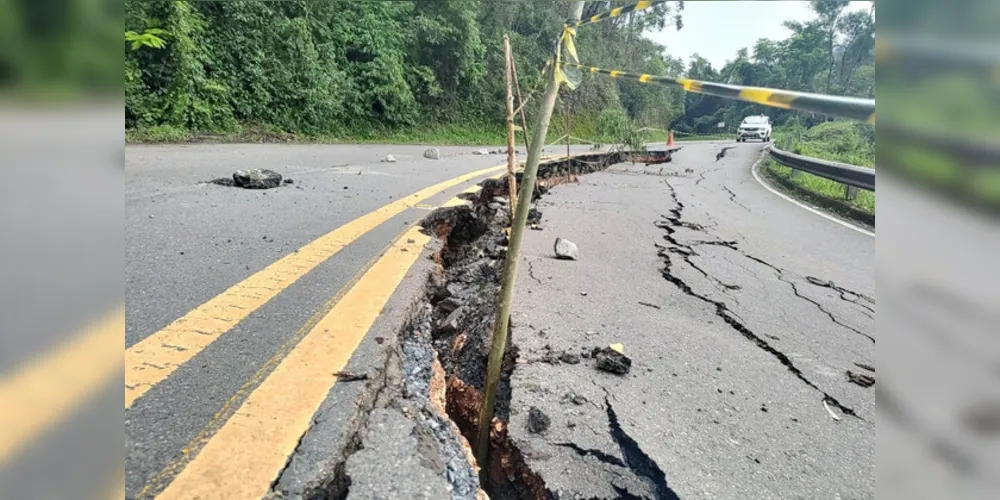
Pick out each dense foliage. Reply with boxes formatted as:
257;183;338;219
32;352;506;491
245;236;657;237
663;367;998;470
125;1;874;143
125;0;686;141
768;121;876;214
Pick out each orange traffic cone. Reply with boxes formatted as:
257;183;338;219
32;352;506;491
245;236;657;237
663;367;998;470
667;130;675;148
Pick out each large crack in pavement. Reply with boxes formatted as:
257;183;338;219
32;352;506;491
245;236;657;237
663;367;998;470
695;168;718;187
722;185;751;212
278;154;627;500
553;442;627;468
744;256;875;344
805;276;876;318
414;153;648;498
656;179;863;420
603;395;682;500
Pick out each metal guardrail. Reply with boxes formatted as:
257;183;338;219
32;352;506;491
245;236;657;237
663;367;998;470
768;146;876;192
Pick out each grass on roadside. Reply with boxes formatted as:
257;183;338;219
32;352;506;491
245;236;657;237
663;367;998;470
126;123;514;146
766;160;875;214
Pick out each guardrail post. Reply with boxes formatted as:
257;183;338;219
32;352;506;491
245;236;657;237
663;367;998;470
845;184;858;201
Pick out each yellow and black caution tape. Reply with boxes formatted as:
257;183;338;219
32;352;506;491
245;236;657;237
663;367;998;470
552;0;667;89
553;26;581;89
571;1;668;28
561;62;876;124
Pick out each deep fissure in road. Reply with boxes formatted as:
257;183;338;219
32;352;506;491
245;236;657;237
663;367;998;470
306;153;637;499
417;153;632;498
655;179;865;419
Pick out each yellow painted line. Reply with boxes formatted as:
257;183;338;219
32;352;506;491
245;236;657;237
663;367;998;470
134;236;398;499
124;164;504;409
639;74;652;83
441;184;484;208
635;1;653;10
441;197;470;208
609;70;623;78
155;226;431;500
0;306;124;463
610;7;623;17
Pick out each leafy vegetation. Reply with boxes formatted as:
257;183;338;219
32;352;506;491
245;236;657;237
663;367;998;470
124;0;879;151
767;121;875;214
126;0;688;142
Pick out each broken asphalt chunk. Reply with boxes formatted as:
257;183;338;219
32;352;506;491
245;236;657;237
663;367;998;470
595;347;632;375
436;306;464;335
559;352;581;365
527;407;551;434
436;297;463;313
233;168;283;189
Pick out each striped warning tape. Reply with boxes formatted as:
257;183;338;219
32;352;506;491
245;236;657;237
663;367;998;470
570;1;667;28
553;1;668;89
560;62;876;124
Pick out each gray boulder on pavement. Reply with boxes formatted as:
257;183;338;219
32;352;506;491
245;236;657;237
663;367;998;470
472;149;489;156
554;237;579;260
383;154;397;163
423;148;441;160
233;169;283;189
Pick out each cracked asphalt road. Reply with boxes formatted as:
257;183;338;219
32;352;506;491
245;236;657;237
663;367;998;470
123;143;592;499
506;141;874;499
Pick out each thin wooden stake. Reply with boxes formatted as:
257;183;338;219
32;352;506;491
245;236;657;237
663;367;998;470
503;36;518;220
476;2;586;481
566;95;572;170
510;55;531;149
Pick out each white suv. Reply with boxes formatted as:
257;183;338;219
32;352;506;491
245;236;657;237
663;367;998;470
737;115;772;142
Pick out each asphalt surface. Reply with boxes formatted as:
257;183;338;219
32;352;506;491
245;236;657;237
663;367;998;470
15;129;994;499
123;143;589;498
505;141;875;499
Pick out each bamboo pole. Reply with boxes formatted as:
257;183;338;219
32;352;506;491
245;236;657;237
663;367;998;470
475;1;586;482
503;36;518;220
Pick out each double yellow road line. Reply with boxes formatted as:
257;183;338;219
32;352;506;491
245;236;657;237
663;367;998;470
124;163;504;409
142;169;499;499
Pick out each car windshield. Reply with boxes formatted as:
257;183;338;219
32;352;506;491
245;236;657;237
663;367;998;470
743;117;767;125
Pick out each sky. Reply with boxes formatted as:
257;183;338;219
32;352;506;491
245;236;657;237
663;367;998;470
647;1;873;69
